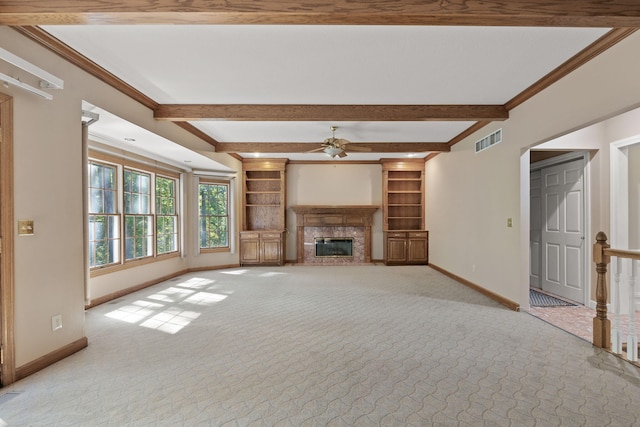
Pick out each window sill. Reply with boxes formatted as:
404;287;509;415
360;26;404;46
90;252;181;278
199;247;231;254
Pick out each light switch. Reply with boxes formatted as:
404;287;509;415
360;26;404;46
18;220;34;235
507;218;513;228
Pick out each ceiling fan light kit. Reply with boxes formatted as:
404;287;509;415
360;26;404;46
323;146;343;158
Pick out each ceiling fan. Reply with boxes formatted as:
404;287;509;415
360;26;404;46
308;126;371;158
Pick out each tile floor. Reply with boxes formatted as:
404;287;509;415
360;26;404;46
527;290;640;366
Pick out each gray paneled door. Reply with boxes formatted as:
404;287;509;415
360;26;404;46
540;158;585;304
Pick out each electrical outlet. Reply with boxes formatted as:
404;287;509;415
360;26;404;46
51;314;62;331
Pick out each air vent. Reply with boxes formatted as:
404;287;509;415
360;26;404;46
475;128;502;153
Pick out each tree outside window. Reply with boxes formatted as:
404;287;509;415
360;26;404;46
156;176;178;254
199;182;229;249
124;169;153;260
88;162;120;267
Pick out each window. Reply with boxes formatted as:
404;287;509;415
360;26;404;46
88;154;180;272
88;162;120;268
124;169;153;260
156;176;178;254
199;181;229;249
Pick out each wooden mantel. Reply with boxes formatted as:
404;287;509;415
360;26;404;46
291;205;379;264
291;205;379;225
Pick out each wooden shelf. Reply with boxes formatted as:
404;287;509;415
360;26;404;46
382;160;427;265
241;159;288;265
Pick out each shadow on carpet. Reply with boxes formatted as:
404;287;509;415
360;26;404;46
530;289;577;307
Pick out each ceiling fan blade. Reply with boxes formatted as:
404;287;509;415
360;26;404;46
345;145;372;152
338;151;348;158
306;147;325;153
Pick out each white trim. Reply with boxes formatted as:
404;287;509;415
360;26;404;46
0;71;53;100
193;175;201;257
609;135;640;314
610;135;640;250
0;46;64;89
520;150;531;311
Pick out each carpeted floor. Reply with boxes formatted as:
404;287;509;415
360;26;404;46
1;265;640;426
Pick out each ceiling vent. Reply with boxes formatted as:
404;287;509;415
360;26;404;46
475;128;502;153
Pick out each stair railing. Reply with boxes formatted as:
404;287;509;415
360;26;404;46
593;232;640;362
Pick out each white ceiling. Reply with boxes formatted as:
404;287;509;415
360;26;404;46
44;25;609;163
83;103;235;173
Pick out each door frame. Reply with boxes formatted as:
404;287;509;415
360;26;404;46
610;135;639;249
530;150;591;306
610;135;640;313
0;92;16;386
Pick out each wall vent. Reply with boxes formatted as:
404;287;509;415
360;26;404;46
475;128;502;153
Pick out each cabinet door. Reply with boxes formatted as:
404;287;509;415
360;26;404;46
261;238;282;264
240;239;261;264
386;238;407;263
407;238;428;264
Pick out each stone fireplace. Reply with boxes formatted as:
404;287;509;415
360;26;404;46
291;205;379;264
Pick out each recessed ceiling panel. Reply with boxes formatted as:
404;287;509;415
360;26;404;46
191;121;476;143
43;25;609;104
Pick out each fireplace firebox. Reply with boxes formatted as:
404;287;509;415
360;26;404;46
314;237;353;258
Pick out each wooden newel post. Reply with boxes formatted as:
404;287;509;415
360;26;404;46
593;231;611;349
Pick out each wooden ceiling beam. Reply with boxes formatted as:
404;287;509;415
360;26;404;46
216;142;450;153
1;1;639;27
154;104;508;122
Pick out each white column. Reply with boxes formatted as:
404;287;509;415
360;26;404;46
627;260;638;362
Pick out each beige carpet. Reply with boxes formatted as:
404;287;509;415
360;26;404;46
1;265;640;426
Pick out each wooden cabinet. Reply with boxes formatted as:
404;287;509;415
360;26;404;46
240;231;285;265
384;231;429;265
240;159;287;266
381;160;428;265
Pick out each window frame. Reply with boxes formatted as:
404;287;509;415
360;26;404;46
88;161;120;269
88;152;181;276
198;179;231;253
123;167;154;261
155;175;179;256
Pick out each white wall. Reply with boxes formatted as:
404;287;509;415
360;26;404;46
426;31;640;305
1;26;242;368
285;163;384;261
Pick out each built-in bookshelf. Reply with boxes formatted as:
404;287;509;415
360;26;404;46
240;159;287;265
382;160;425;231
244;169;284;230
381;159;428;265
